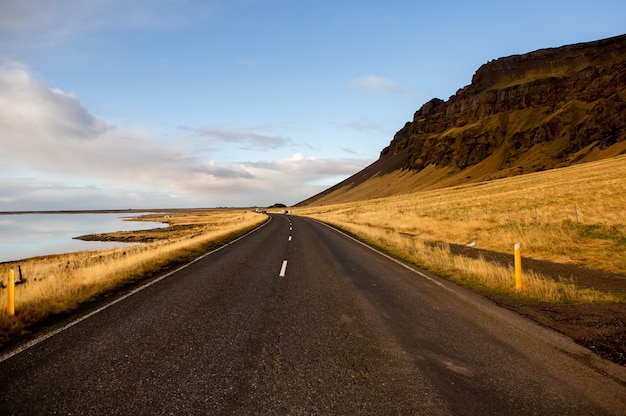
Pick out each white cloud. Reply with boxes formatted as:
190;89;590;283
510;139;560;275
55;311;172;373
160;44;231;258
0;62;110;141
187;124;292;150
0;64;253;202
0;64;373;209
350;75;401;93
248;153;369;179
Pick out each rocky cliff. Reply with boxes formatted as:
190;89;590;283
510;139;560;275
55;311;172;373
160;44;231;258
383;34;626;176
299;34;626;206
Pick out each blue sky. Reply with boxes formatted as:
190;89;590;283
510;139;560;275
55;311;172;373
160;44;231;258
1;0;624;210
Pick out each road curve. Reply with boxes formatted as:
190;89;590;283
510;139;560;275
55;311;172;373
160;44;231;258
0;213;624;415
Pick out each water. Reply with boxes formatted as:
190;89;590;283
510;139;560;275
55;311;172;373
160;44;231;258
0;212;167;263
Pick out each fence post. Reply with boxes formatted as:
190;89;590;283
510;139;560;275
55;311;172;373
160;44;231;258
7;269;15;316
514;244;523;290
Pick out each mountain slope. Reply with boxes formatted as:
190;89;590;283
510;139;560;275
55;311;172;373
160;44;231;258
299;34;626;206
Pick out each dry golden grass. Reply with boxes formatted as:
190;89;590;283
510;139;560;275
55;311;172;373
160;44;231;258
0;209;267;338
293;156;626;303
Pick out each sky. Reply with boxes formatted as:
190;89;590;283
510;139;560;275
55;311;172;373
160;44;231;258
0;1;624;210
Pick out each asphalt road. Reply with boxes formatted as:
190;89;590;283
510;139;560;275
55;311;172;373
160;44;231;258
0;214;624;415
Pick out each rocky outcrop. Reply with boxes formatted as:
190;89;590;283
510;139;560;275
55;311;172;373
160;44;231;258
381;34;626;175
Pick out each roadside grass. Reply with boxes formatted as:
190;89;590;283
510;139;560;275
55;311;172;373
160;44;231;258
0;210;267;339
293;155;626;303
323;221;619;304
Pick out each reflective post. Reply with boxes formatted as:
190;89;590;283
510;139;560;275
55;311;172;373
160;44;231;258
7;269;15;316
514;244;523;290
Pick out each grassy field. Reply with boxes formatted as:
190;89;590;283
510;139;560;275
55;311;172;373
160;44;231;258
293;155;626;303
0;209;267;340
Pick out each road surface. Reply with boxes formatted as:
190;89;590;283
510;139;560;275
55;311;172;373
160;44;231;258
0;214;624;415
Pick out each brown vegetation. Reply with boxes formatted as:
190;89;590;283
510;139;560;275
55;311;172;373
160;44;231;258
296;156;626;280
0;210;267;343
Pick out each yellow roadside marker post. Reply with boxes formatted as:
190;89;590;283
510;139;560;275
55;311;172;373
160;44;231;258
514;243;523;290
7;269;15;317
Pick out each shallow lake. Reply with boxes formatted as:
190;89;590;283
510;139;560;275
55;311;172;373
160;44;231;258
0;212;167;263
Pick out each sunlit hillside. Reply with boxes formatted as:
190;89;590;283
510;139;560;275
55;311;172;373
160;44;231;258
293;155;626;281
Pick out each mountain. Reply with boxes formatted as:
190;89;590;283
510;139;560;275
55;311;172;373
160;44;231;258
299;34;626;206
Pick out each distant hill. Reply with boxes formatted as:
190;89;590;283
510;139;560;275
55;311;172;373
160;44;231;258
298;34;626;206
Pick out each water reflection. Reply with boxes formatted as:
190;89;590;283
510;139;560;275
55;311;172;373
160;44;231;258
0;213;166;263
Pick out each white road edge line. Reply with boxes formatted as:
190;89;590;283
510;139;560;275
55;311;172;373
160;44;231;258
279;260;288;277
315;220;446;289
0;216;273;364
311;217;626;375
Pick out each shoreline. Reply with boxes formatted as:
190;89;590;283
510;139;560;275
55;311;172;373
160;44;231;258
0;208;223;215
0;212;172;264
0;207;257;215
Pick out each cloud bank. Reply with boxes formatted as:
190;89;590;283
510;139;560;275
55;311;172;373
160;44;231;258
0;64;371;209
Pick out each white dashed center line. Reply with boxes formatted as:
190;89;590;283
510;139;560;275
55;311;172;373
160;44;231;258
279;260;288;277
288;236;292;241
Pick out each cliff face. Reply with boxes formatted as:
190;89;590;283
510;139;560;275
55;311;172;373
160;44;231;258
382;34;626;177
